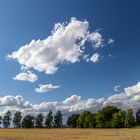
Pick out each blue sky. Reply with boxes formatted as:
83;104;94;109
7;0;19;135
0;0;140;116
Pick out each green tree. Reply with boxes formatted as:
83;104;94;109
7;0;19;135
35;113;43;128
67;114;79;128
77;111;96;128
3;111;11;128
111;110;126;128
77;111;89;128
85;112;96;128
95;106;120;128
13;111;22;128
22;115;34;128
45;111;53;128
54;111;62;128
124;109;135;128
95;112;105;128
136;109;140;126
0;116;2;127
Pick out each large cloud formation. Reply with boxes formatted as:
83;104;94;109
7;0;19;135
7;17;107;75
1;82;140;120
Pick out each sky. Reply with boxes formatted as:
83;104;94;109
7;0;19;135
0;0;140;119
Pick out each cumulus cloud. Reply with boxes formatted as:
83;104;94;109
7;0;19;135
1;82;140;120
13;71;38;83
124;82;140;96
114;85;120;91
89;53;100;63
130;94;140;102
7;17;107;75
0;94;104;117
0;95;23;107
104;82;140;109
63;95;81;104
88;32;104;48
34;84;60;93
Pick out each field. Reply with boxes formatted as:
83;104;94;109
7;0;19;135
0;129;140;140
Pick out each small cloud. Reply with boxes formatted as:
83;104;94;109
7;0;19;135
89;53;100;63
35;84;60;93
63;95;81;104
114;85;120;92
88;32;104;49
108;38;115;45
13;71;38;83
108;54;116;58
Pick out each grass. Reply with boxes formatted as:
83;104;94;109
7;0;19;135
0;128;139;140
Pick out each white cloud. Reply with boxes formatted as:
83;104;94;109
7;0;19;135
35;84;60;93
104;82;140;109
106;92;126;101
63;95;81;104
131;94;140;102
108;38;115;45
13;71;38;83
0;95;23;107
88;32;104;48
114;85;120;91
1;82;140;120
124;82;140;96
89;53;100;63
7;17;107;75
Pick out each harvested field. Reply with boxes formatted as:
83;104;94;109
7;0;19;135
0;128;139;140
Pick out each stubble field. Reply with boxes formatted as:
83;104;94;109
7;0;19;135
0;128;140;140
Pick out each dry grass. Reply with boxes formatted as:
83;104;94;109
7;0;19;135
0;128;139;140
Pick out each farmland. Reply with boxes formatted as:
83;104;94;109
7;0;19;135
0;129;140;140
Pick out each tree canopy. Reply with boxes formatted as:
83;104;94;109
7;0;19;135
54;111;62;128
35;113;43;128
45;110;53;128
0;106;140;128
13;111;22;128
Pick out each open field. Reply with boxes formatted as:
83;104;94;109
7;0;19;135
0;129;140;140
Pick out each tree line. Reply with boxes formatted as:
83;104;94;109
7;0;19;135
0;110;62;128
67;106;140;128
1;106;140;128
